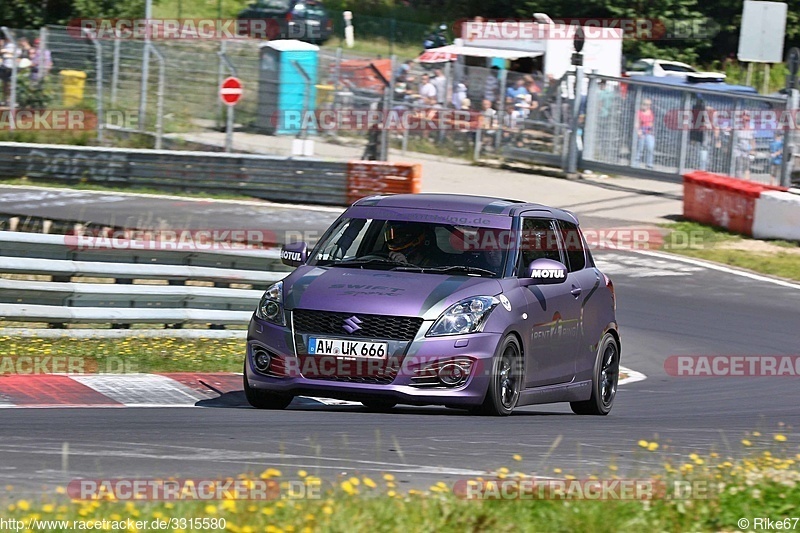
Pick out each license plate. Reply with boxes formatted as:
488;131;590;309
308;338;387;358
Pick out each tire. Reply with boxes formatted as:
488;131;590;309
570;333;619;416
473;336;522;416
243;362;293;410
361;400;397;411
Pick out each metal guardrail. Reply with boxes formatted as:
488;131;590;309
0;231;287;326
0;142;350;205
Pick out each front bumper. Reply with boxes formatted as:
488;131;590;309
245;316;501;407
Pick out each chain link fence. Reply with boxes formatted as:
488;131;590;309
3;24;796;185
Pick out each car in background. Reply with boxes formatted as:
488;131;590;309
626;58;726;81
237;0;334;44
245;193;620;416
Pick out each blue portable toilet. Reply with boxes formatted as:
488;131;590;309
257;40;319;135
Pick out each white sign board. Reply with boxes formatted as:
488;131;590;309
737;1;787;63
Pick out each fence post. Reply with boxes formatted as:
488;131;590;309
111;38;121;107
0;27;18;129
566;66;584;175
677;91;691;174
138;0;152;132
495;68;508;152
727;99;741;177
780;88;798;187
583;71;599;162
630;85;642;167
83;30;104;144
474;123;483;160
217;40;227;131
379;55;396;161
150;45;166;150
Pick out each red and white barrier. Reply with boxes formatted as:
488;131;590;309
683;171;797;241
753;190;800;241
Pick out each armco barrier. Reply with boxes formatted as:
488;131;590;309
753;191;800;241
346;161;422;204
682;171;789;236
0;142;425;206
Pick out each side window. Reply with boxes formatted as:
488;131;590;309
517;217;561;274
558;220;586;272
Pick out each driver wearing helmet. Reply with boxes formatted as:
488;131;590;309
384;221;437;266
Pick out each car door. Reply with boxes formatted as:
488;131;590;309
557;219;602;370
517;215;581;388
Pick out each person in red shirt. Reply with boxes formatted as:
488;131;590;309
635;98;655;168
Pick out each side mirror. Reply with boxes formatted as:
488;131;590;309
281;242;308;267
525;258;568;284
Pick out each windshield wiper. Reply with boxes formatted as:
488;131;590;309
393;265;497;277
330;257;407;269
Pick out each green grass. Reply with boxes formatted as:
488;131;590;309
661;221;800;281
321;35;420;61
2;447;800;532
0;336;243;373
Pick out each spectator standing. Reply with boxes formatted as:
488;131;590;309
1;38;20;106
506;77;528;101
452;82;467;108
483;66;500;105
394;59;413;84
733;111;755;180
30;38;52;82
418;73;437;116
480;98;497;132
431;68;447;105
635;98;655;169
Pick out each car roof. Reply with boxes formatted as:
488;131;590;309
352;193;579;223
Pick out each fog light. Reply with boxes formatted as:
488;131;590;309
438;363;468;386
254;349;272;372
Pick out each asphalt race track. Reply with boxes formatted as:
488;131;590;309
1;187;799;495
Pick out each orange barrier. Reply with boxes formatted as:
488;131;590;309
346;161;422;204
683;171;787;235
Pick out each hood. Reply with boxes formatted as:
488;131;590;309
283;266;502;320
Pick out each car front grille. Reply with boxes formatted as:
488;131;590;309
292;309;423;341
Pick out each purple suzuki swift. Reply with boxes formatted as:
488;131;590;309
245;194;619;416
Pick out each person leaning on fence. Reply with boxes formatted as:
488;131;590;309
635;98;655;169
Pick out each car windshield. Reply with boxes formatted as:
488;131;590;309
660;63;696;73
307;218;509;277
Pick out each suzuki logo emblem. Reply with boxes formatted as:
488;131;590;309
342;316;363;333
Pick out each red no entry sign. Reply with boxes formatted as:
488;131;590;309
220;77;243;106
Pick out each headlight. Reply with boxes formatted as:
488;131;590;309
427;296;499;337
256;281;285;325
